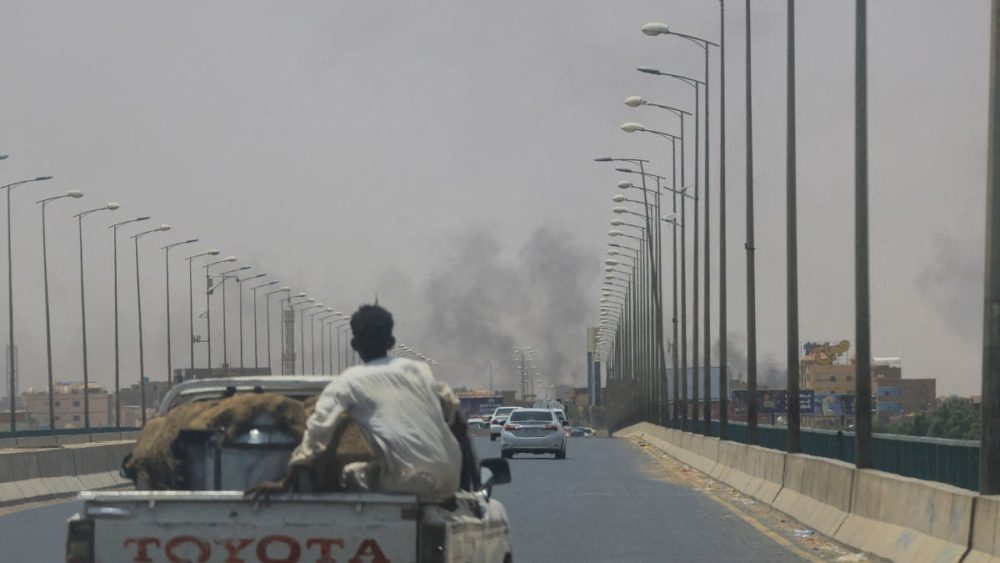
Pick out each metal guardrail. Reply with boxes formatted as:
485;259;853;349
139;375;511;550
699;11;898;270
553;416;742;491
669;420;980;491
0;426;142;440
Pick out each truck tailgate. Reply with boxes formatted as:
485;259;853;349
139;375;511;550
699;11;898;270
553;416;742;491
79;490;417;563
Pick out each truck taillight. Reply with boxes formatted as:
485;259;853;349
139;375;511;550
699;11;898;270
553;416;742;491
503;424;519;431
66;519;94;563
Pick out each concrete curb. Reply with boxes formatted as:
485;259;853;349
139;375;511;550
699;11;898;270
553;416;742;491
773;453;853;538
967;495;1000;562
834;469;974;563
0;440;134;507
616;422;987;562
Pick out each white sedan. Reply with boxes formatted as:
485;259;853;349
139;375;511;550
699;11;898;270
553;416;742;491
500;408;567;459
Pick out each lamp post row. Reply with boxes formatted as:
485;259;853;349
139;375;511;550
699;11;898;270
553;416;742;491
597;4;888;476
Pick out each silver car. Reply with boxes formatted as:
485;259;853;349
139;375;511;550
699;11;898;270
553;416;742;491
489;406;518;441
500;408;567;459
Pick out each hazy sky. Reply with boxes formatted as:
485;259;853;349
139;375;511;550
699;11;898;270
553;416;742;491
0;1;990;399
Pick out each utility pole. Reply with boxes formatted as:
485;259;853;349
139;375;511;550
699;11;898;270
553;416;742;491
981;0;1000;495
786;0;801;453
854;0;873;469
744;0;759;444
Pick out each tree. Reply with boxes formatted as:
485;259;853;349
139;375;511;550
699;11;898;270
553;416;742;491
875;397;978;440
926;397;979;440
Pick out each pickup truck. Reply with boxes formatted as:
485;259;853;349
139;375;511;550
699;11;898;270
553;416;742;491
66;376;514;563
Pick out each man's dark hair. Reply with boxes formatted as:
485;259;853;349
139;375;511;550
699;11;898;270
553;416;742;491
350;304;395;361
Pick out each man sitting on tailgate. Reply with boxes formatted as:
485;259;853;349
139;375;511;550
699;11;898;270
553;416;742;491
248;304;464;500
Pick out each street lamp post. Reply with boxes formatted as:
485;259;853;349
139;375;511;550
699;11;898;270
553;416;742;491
185;249;220;373
218;266;251;373
300;303;324;374
745;0;759;444
250;280;278;371
315;310;336;374
75;202;120;430
291;299;317;374
264;287;291;372
132;224;171;425
237;273;266;373
3;175;53;432
163;239;199;386
109;216;150;426
37;190;84;430
204;256;237;372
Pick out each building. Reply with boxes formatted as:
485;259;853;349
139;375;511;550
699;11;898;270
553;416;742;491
21;383;111;429
114;381;173;424
872;358;935;417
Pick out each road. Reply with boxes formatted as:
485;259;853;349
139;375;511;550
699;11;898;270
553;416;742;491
0;435;805;562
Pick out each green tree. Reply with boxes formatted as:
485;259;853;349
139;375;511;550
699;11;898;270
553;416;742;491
926;397;979;440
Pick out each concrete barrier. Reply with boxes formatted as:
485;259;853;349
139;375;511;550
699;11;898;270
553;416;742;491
712;443;785;505
773;453;854;538
834;469;975;563
0;440;133;506
967;495;1000;562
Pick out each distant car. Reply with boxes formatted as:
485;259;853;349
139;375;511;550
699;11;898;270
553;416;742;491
569;426;586;437
584;427;594;436
500;408;567;459
489;406;519;441
467;419;489;432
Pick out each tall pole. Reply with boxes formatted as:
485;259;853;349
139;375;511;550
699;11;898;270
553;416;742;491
745;0;759;444
786;0;801;453
40;201;55;430
854;0;872;469
135;236;147;425
981;0;1000;495
77;215;91;430
165;249;172;384
6;188;14;432
253;286;260;370
2;176;51;431
692;79;701;431
718;0;729;440
114;227;122;426
703;42;712;436
222;276;229;373
189;258;195;372
239;279;245;372
206;269;212;371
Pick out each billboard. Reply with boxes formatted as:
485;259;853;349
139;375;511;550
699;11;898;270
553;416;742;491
458;395;503;418
814;393;856;416
731;389;815;415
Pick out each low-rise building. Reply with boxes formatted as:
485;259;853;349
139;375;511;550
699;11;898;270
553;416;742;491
21;383;111;429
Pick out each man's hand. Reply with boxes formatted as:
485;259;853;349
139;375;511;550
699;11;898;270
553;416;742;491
244;479;288;502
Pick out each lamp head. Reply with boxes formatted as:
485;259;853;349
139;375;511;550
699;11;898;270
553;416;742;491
610;219;625;227
158;224;171;231
617;180;631;189
641;22;670;36
593;157;613;162
223;256;238;263
637;66;661;75
624;96;645;107
612;206;628;214
621;122;646;133
609;229;623;237
106;202;120;210
612;194;626;203
35;176;54;181
280;286;291;291
207;249;221;255
66;190;84;199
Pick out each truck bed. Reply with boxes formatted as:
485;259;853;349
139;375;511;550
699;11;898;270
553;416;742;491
75;490;419;562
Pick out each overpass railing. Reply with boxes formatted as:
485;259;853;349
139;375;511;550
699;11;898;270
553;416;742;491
670;420;980;491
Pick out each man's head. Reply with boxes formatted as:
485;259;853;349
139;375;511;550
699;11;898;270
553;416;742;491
350;304;396;362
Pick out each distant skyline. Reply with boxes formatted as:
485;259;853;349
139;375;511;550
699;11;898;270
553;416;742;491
0;1;990;398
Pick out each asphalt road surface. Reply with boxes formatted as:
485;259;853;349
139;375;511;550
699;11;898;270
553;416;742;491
0;436;804;562
476;435;804;562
